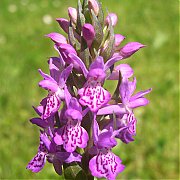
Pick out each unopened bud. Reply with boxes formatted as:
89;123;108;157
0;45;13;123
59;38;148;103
88;0;99;16
82;23;95;47
56;18;70;34
120;42;145;58
45;32;67;45
114;34;125;47
105;13;118;27
68;7;77;24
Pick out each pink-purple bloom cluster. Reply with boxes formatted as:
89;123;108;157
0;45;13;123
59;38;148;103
27;0;151;179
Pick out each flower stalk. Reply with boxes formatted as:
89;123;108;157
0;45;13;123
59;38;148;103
26;0;152;179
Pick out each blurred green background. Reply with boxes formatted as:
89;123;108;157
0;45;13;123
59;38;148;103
0;0;179;179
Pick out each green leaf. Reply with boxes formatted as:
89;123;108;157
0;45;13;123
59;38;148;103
80;37;91;67
96;0;104;27
91;10;103;50
82;0;88;13
64;163;84;180
112;71;122;102
77;0;85;33
75;170;88;180
68;22;80;50
100;20;115;61
113;111;117;130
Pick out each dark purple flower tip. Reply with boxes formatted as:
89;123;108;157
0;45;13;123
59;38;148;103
30;118;48;128
105;13;118;27
82;23;95;47
88;0;99;16
56;18;70;33
114;34;126;47
120;42;146;58
45;33;67;45
68;7;77;24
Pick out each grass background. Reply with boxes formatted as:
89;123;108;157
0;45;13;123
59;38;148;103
0;0;179;179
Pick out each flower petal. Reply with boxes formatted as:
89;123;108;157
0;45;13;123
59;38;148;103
38;69;56;83
39;80;59;92
97;104;126;115
104;56;123;71
53;159;63;175
26;152;46;173
48;57;64;82
64;152;82;163
59;64;73;88
41;94;61;119
68;53;88;78
114;34;125;47
89;150;125;180
119;77;136;105
108;64;134;80
78;83;111;112
61;121;89;152
130;88;152;101
97;130;117;149
120;42;145;58
56;18;70;33
45;32;67;45
129;97;149;109
30;118;48;128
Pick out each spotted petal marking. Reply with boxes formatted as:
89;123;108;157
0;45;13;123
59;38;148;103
89;150;125;180
127;113;136;135
79;82;111;112
26;151;47;173
27;141;47;173
61;120;89;153
42;93;61;119
118;113;136;144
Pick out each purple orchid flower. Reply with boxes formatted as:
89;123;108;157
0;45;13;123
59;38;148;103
38;57;73;119
57;44;81;70
116;113;137;144
69;53;124;112
30;105;54;129
98;69;152;115
54;90;89;153
105;113;137;144
120;77;152;111
89;116;125;180
27;132;82;174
